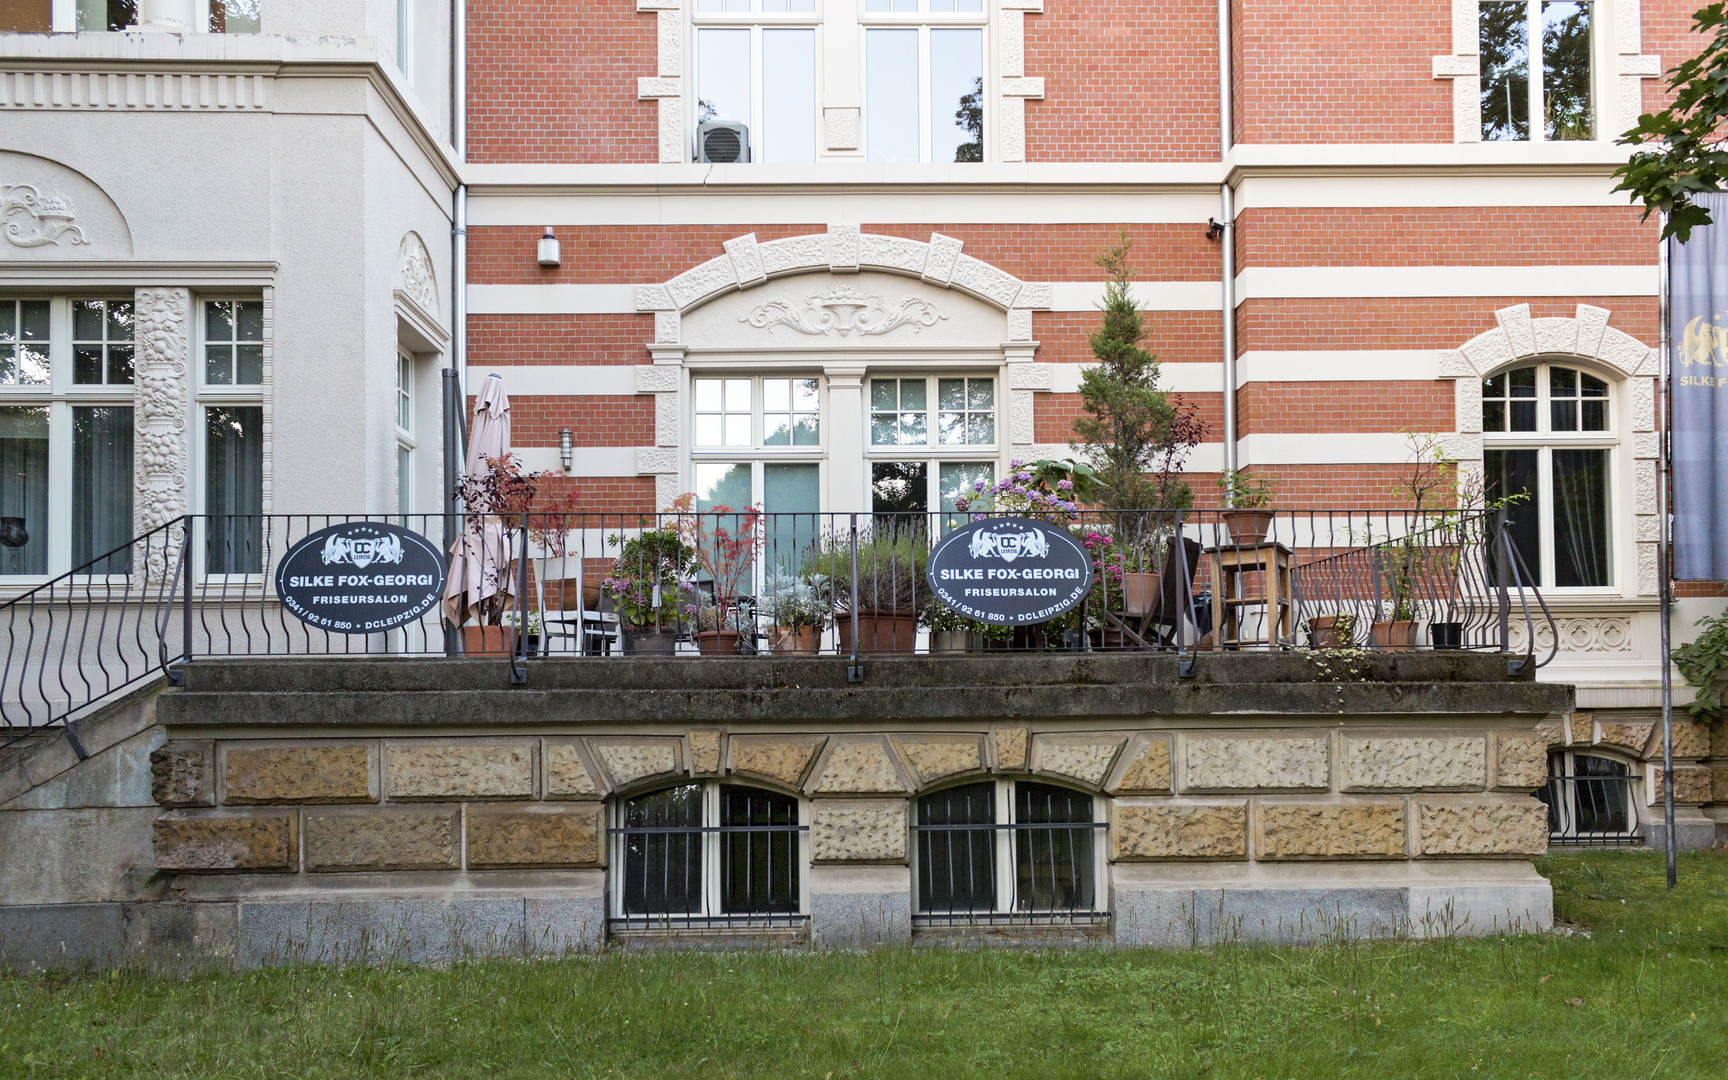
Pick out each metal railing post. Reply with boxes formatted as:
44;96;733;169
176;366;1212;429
1494;509;1510;654
180;515;194;671
847;514;861;681
510;511;529;684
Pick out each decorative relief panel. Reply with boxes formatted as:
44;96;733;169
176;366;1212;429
635;365;679;395
824;108;860;151
758;234;827;278
0;71;269;111
134;288;191;582
636;447;678;475
1507;617;1634;654
858;233;929;275
1;183;86;248
1008;363;1053;392
666;256;740;310
922;233;964;286
655;393;679;447
397;233;437;316
742;287;944;338
1006;309;1033;342
1009;390;1035;446
827;225;860;272
724;233;766;288
950;254;1023;309
654;310;680;344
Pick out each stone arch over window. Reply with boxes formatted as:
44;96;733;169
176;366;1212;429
631;227;1052;507
1439;302;1658;595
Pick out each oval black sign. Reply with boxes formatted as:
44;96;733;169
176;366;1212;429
926;517;1095;626
274;522;448;633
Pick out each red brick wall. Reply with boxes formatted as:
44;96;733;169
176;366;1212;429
1236;380;1452;434
1221;464;1435;509
1023;0;1219;161
1237;208;1659;267
503;395;655;447
468;315;652;367
467;0;656;164
561;477;658;515
1233;1;1451;143
863;223;1215;281
1236;298;1660;354
1643;3;1709;115
1034;391;1224;444
1035;312;1222;367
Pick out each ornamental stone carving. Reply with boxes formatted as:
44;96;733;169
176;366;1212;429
742;287;945;338
134;287;191;582
1506;616;1633;654
1;183;87;248
397;233;438;315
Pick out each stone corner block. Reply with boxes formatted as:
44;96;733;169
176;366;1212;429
1416;800;1548;858
151;740;214;807
153;810;297;872
586;737;683;792
811;799;909;864
1598;721;1654;755
385;741;535;801
544;741;603;799
304;805;459;872
1113;803;1247;861
730;734;827;789
1647;766;1712;807
1341;736;1486;793
1254;801;1407;860
1182;735;1330;793
1493;732;1548;791
1108;736;1172;795
891;734;985;786
808;737;911;794
466;803;605;869
224;744;378;805
687;730;725;776
1031;733;1126;789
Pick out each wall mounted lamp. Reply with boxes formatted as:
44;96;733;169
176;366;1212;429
558;428;573;472
537;226;561;268
1205;218;1226;242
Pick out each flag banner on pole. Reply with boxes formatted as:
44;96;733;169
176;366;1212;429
1669;192;1728;581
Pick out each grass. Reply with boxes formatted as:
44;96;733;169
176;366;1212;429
3;850;1727;1079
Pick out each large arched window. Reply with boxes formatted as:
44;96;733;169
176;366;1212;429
1482;362;1616;588
1536;751;1639;844
611;781;806;929
912;779;1105;925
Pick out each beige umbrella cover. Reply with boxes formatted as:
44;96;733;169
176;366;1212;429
444;374;515;627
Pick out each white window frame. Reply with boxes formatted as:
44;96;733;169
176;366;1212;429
864;372;997;516
859;1;988;163
396;0;415;82
1479;0;1601;143
1481;359;1619;593
911;778;1107;920
194;295;267;584
691;2;823;162
0;295;136;583
609;779;811;925
1545;749;1639;840
397;348;415;519
689;373;828;511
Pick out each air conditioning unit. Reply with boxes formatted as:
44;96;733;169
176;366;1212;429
697;122;751;163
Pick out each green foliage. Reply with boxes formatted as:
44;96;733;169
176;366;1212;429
1070;232;1200;510
1673;598;1728;718
1216;468;1280;509
1613;4;1728;240
4;852;1728;1078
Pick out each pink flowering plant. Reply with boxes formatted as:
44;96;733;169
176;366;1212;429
602;524;695;628
952;458;1098;522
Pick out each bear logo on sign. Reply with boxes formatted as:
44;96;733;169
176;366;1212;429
968;525;1049;564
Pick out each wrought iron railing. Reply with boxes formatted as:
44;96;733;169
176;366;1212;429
0;507;1556;751
1539;774;1644;846
911;819;1111;927
606;821;810;932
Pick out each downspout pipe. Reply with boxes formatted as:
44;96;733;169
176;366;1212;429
1658;220;1676;887
446;0;469;656
1218;0;1239;484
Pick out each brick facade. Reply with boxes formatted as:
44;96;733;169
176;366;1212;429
1236;208;1660;268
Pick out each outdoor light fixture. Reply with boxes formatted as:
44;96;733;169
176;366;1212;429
559;427;573;471
1205;218;1226;242
537;226;561;268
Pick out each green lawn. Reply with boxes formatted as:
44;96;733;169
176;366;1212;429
4;850;1727;1079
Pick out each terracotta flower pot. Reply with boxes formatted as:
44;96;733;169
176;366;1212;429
768;625;821;655
835;610;920;654
1119;571;1161;616
928;629;983;655
1220;510;1276;544
1308;614;1356;649
621;626;678;656
461;625;509;656
1370;620;1416;650
695;630;744;656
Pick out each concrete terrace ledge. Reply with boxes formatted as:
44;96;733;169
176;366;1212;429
158;653;1572;729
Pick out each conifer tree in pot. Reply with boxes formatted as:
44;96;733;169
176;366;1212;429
1069;232;1204;610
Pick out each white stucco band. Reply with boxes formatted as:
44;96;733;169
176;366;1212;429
1438;302;1659;596
1432;0;1661;144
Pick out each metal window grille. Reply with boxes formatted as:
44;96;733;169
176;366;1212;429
1538;754;1641;846
913;781;1108;927
610;782;808;932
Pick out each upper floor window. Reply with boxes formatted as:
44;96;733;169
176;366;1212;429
694;376;822;449
199;299;265;575
73;1;135;31
1483;362;1615;589
10;0;255;31
207;0;260;33
695;1;818;163
869;376;994;448
863;1;984;162
1480;1;1594;141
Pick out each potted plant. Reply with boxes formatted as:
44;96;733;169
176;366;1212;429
761;567;827;655
927;603;986;655
451;452;567;656
830;530;928;654
1371;540;1421;651
674;495;762;657
1307;611;1357;649
604;525;695;656
1216;469;1280;544
500;610;542;657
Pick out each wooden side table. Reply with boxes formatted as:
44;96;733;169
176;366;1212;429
1202;541;1294;648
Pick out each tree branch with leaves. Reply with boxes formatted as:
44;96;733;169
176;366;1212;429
1613;3;1728;241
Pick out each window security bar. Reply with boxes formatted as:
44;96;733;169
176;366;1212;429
912;819;1110;927
607;822;810;932
1539;774;1643;846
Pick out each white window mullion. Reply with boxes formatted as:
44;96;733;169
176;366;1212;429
704;781;722;919
994;780;1014;914
45;399;73;576
1527;1;1544;143
919;26;932;162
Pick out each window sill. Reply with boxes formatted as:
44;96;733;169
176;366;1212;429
607;915;809;945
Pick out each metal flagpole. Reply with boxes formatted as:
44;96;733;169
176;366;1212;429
1659;220;1676;888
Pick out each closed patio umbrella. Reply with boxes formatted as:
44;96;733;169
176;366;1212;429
444;374;515;630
